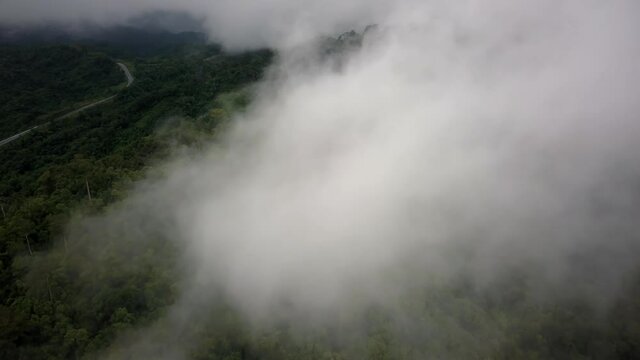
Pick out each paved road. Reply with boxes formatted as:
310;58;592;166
0;127;40;147
0;62;134;148
117;62;134;87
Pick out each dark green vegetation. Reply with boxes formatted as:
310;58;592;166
0;45;123;138
0;39;272;359
1;30;639;360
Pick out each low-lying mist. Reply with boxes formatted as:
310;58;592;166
31;0;640;358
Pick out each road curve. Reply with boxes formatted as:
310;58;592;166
117;62;134;87
0;62;134;148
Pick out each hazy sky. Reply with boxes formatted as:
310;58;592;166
0;0;390;49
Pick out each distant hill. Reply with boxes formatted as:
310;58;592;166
0;24;208;57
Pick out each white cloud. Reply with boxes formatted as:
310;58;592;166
74;0;640;316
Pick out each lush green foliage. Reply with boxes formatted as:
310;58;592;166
0;45;124;138
0;42;272;359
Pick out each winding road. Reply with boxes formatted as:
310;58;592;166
0;62;134;148
117;62;134;87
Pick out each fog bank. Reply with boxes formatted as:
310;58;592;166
52;0;640;315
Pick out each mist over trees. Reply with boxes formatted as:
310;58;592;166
1;1;640;359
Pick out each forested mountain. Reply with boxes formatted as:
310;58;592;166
1;26;639;360
0;39;272;359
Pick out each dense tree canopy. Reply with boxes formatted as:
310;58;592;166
0;41;272;359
